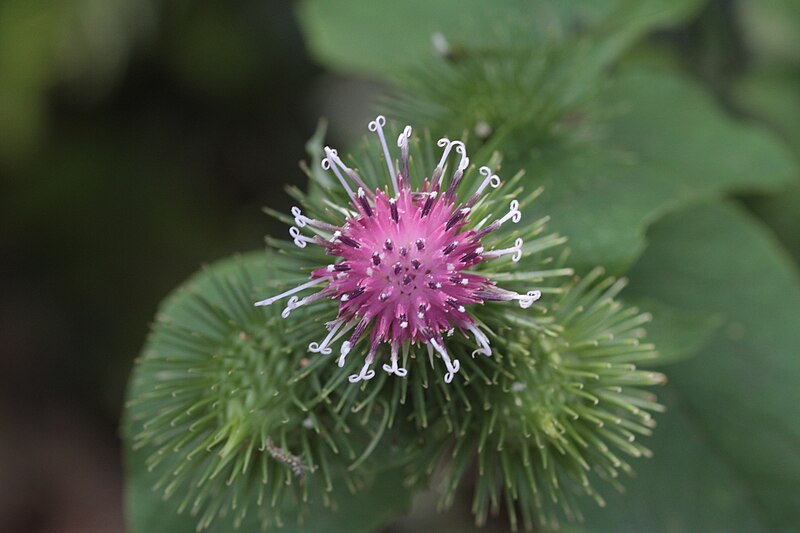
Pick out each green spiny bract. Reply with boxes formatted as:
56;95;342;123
124;122;665;531
410;267;664;530
126;253;419;531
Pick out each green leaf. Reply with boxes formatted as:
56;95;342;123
297;0;702;79
569;388;768;533
301;0;794;275
629;298;721;366
526;69;797;272
577;201;800;531
732;69;800;267
734;70;800;155
748;184;800;267
122;251;415;533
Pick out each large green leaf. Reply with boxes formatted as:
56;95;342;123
297;0;702;79
733;71;800;265
576;202;800;531
301;0;796;276
526;69;797;273
748;184;800;267
122;251;415;533
628;298;721;366
734;70;800;154
568;387;768;533
731;0;800;266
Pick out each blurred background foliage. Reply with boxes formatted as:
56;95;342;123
1;0;799;532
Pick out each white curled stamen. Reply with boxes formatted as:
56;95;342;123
280;287;332;318
281;296;302;318
368;115;398;194
397;126;412;152
444;144;469;197
308;320;345;355
288;206;338;235
512;238;524;262
382;342;407;376
323;146;371;195
485;238;524;262
455;144;470;173
429;338;460;383
383;358;407;376
322;147;356;200
467;324;492;357
434;138;465;186
435;138;453;168
475;166;502;197
515;290;542;309
291;206;312;228
255;277;327;307
348;360;376;383
289;226;316;248
338;340;352;367
498;199;522;225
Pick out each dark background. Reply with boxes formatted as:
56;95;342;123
0;2;339;530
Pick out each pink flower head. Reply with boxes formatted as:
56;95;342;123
256;116;540;383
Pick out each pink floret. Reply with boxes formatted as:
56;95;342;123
313;184;493;347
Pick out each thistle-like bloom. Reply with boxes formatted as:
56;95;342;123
256;116;541;383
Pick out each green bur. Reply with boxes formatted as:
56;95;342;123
123;134;665;529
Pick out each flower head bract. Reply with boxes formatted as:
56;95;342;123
256;116;542;383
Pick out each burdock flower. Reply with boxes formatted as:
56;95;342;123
256;116;541;383
127;115;664;533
